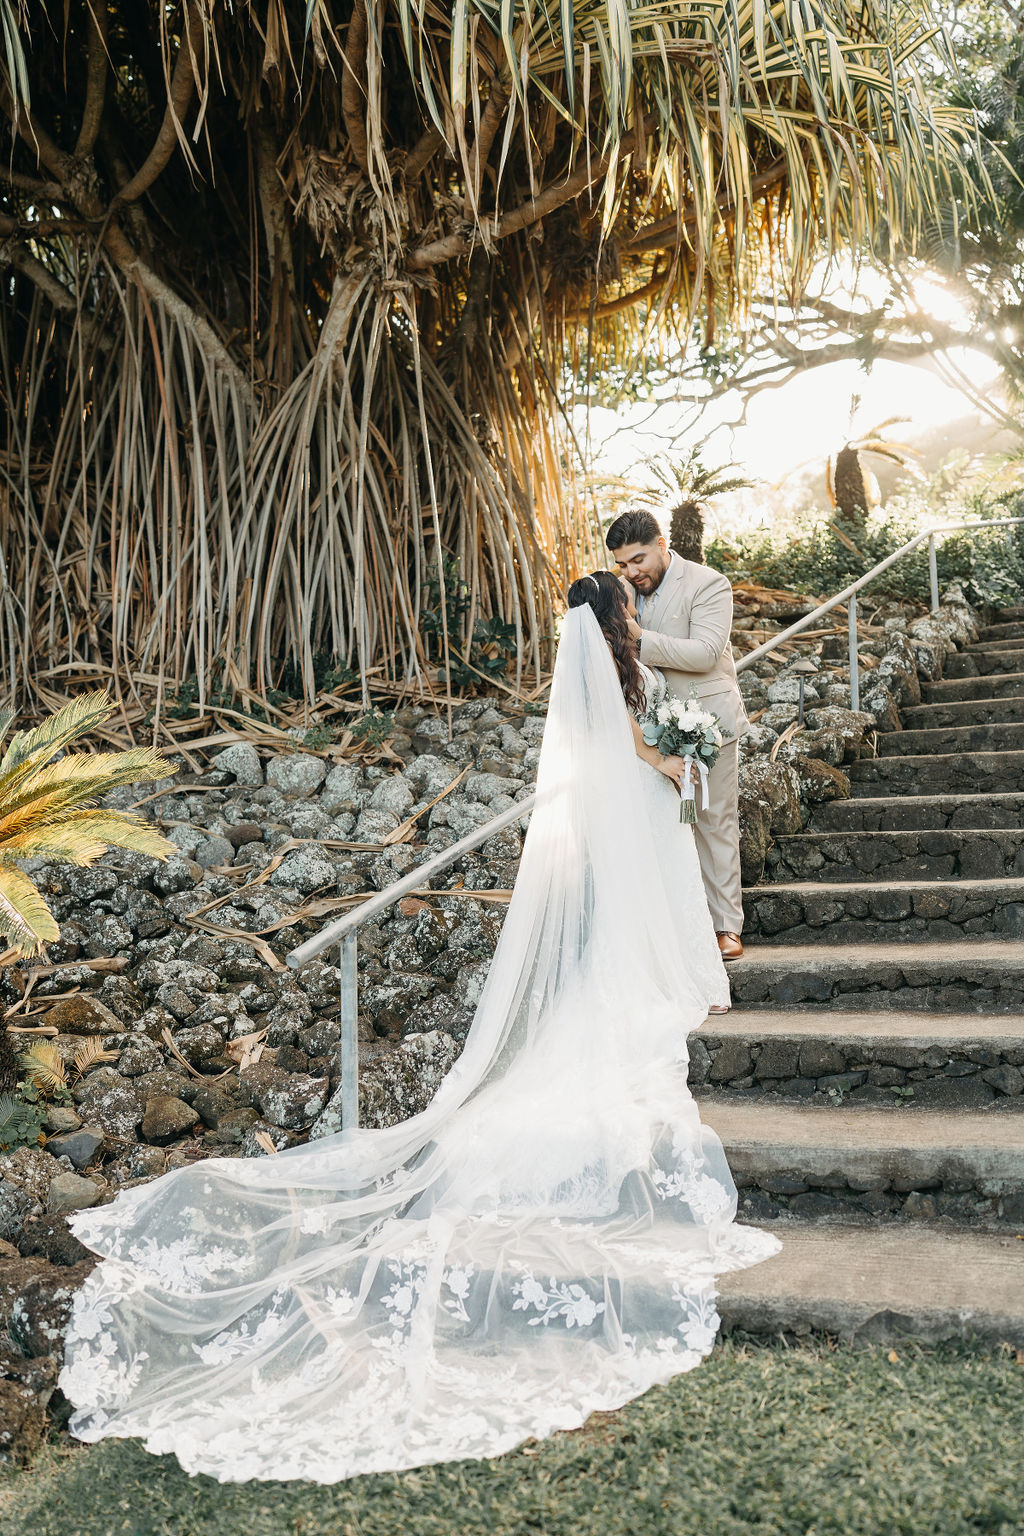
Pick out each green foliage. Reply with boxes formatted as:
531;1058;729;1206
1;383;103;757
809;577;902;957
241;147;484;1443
0;1086;47;1151
422;559;520;691
706;489;1024;609
349;709;396;746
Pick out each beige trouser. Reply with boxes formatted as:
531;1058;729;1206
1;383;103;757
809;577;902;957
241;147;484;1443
693;738;744;934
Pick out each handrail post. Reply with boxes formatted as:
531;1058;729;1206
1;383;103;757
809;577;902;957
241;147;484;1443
928;534;939;614
339;930;359;1131
848;592;859;712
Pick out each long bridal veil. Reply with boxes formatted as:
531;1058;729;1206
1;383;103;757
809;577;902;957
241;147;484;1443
60;606;779;1483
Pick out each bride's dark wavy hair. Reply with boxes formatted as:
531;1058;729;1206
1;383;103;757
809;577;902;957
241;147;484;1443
567;569;646;715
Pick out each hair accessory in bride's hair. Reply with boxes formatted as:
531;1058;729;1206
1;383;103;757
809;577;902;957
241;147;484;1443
583;574;600;592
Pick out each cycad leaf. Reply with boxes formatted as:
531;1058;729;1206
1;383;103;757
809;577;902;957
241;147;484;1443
0;691;115;778
0;810;175;864
0;862;59;956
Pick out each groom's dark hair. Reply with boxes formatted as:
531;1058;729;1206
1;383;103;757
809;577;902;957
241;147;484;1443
605;510;662;550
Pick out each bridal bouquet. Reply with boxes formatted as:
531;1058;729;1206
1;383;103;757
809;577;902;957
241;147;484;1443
640;690;731;823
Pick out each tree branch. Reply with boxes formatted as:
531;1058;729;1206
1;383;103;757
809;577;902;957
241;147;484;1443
341;0;370;176
405;126;444;182
621;158;788;253
409;113;657;270
463;80;508;217
112;0;203;204
74;4;109;159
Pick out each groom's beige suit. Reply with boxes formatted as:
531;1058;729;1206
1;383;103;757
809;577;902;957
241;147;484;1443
634;552;747;935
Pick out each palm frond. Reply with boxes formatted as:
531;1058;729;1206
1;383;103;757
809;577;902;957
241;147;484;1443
17;1039;68;1096
0;862;59;957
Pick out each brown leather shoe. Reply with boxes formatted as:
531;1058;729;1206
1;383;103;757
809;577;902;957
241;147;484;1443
716;931;744;960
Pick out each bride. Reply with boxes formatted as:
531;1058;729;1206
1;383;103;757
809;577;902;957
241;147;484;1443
59;573;780;1484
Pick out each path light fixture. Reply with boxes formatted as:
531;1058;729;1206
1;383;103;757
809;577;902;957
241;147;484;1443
790;656;820;726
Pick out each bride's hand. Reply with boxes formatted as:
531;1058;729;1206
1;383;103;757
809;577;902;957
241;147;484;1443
655;754;687;788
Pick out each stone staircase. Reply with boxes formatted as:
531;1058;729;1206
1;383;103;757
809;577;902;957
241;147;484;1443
705;611;1024;1343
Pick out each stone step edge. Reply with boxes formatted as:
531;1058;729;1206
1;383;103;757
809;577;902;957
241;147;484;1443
731;939;1024;963
747;875;1024;895
769;828;1024;845
701;1101;1024;1226
696;1009;1024;1043
850;747;1024;771
717;1225;1024;1343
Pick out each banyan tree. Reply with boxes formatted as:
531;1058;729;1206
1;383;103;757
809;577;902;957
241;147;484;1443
0;2;972;715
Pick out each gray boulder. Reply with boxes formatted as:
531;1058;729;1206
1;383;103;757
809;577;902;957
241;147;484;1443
211;743;264;786
369;774;415;818
268;846;339;893
238;1063;329;1129
266;753;328;796
46;1173;101;1216
141;1095;201;1146
44;1128;103;1170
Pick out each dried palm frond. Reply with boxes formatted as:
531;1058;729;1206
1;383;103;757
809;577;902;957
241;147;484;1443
71;1038;119;1077
17;1038;68;1095
0;689;178;957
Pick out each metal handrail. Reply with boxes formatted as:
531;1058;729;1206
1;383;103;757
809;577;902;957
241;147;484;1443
285;789;536;1132
733;518;1024;710
287;514;1024;1130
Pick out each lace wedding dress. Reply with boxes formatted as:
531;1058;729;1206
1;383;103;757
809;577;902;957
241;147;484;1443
60;606;780;1483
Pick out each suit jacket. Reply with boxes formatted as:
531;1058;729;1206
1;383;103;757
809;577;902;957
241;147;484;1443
634;553;748;737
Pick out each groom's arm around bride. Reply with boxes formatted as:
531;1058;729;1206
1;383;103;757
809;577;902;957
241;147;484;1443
606;510;747;957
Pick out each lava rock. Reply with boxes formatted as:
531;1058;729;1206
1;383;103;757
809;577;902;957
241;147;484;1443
211;743;264;786
17;1215;91;1267
0;1345;59;1466
0;1179;35;1245
266;753;328;796
44;1128;103;1170
238;1063;329;1129
43;996;121;1036
141;1095;201;1146
46;1173;101;1216
9;1260;97;1357
269;847;338;893
788;755;850;804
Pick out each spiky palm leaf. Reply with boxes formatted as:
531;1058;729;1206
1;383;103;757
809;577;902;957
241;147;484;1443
17;1039;68;1096
0;690;177;958
0;2;981;709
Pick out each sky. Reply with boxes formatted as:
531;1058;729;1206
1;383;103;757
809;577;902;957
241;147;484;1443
581;273;1011;535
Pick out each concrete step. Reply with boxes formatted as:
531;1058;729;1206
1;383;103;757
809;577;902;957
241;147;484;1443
877;722;1024;756
744;877;1024;947
849;750;1024;797
692;1009;1024;1108
965;636;1024;652
701;1099;1024;1226
944;648;1024;677
902;694;1024;729
993;605;1024;623
924;670;1024;703
809;791;1024;832
717;1226;1024;1343
728;938;1024;1014
764;830;1024;883
978;621;1024;642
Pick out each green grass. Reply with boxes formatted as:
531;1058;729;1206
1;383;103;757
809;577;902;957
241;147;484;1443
2;1339;1022;1536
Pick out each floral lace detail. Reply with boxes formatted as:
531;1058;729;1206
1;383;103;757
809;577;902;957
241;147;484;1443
652;1151;733;1223
125;1235;237;1295
511;1270;606;1328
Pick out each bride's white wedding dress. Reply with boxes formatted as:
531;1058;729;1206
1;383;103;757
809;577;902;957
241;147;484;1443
59;607;779;1483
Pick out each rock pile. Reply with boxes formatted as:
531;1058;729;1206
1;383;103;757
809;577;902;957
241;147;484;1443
0;584;978;1461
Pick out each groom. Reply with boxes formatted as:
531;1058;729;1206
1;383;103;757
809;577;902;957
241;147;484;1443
607;509;747;960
